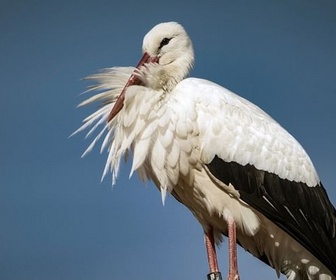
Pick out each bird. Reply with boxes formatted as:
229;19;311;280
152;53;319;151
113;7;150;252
73;22;336;280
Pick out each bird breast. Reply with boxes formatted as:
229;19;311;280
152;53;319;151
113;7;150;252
111;81;202;203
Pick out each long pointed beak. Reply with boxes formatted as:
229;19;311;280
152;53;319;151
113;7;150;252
107;52;158;122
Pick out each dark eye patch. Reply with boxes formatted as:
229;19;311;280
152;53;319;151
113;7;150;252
159;37;172;49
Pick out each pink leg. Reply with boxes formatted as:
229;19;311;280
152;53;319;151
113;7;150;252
205;228;222;280
205;228;219;273
227;217;240;280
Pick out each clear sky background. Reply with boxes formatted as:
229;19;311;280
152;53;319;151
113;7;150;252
1;1;336;279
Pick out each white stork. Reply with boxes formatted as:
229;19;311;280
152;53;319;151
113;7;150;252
74;22;336;280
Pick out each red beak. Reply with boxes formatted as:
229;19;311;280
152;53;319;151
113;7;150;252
107;52;158;122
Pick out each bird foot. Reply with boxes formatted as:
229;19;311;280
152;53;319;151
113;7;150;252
227;273;240;280
207;272;223;280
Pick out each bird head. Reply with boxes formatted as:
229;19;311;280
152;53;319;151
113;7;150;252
107;22;194;122
142;22;194;81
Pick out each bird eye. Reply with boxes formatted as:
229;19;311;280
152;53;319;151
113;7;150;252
159;37;172;49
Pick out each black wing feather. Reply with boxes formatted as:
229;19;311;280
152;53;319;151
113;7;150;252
206;156;336;275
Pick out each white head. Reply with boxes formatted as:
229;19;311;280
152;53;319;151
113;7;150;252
135;22;194;92
142;22;194;80
108;22;194;121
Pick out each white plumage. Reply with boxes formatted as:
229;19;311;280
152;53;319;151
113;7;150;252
74;22;336;280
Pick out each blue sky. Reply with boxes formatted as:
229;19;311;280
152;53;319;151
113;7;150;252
1;0;336;279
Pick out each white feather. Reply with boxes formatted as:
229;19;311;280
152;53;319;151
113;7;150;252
130;137;151;176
